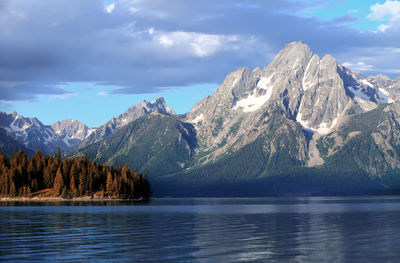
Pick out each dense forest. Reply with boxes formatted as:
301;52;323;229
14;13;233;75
0;148;151;199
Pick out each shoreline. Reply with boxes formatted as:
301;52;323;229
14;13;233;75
0;196;150;202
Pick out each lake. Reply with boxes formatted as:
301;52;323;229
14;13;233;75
1;197;400;262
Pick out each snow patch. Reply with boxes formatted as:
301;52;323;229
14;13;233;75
378;88;394;103
232;77;239;87
316;118;337;135
302;55;317;91
296;112;337;135
165;106;175;115
360;79;373;88
347;86;371;101
233;77;274;112
191;114;204;124
87;128;96;137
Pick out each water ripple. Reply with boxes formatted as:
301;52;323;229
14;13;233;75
1;197;400;262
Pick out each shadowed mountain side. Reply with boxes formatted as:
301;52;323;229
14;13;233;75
74;113;197;176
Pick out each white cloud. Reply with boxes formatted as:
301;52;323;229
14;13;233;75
191;34;222;57
155;31;240;57
50;93;77;100
105;3;116;14
342;61;374;72
98;91;108;97
158;35;174;47
378;24;391;32
368;0;400;31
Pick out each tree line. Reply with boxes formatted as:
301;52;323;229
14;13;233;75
0;148;151;199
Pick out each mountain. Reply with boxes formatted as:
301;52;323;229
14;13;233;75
72;41;400;196
78;97;175;148
0;97;175;156
5;41;400;196
182;41;387;169
76;112;196;175
0;111;76;155
368;74;400;102
51;119;94;141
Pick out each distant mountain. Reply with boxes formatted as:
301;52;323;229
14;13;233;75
74;42;400;196
368;74;400;102
51;119;94;141
0;97;175;156
78;97;175;148
0;111;75;155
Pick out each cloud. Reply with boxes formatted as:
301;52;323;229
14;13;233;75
105;3;115;14
0;81;68;101
98;91;108;97
50;92;78;100
343;61;374;72
154;31;240;57
368;0;400;31
1;0;400;102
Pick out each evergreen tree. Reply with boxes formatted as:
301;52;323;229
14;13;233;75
69;171;78;197
53;168;64;195
0;149;151;199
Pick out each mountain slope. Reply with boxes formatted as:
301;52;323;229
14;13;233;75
316;102;400;176
75;113;196;176
79;97;175;148
0;128;33;156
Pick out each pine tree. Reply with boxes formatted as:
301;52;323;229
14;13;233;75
106;171;113;194
53;167;64;195
69;172;78;197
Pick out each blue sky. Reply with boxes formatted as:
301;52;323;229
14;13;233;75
1;0;400;127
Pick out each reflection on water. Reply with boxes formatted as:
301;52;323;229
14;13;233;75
1;197;400;262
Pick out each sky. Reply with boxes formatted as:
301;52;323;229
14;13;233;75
1;0;400;127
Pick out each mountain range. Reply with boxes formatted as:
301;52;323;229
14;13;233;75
2;41;400;196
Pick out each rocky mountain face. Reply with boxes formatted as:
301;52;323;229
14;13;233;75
0;111;75;155
368;74;400;102
51;119;94;141
183;42;388;168
78;97;175;148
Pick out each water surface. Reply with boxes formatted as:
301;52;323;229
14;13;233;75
1;197;400;262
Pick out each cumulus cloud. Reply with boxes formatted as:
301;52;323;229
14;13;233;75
1;0;400;103
154;31;240;57
368;0;400;31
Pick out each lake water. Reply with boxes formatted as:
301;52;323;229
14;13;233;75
1;197;400;262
